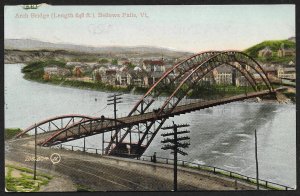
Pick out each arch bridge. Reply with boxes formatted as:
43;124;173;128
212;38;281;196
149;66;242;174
16;51;281;158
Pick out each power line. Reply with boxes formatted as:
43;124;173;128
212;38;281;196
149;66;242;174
161;121;190;191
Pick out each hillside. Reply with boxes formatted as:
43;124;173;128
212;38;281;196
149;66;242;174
5;49;110;64
244;39;295;64
4;39;193;63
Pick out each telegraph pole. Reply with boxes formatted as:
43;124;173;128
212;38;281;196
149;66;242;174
101;115;105;155
161;121;190;191
255;129;259;190
107;94;123;145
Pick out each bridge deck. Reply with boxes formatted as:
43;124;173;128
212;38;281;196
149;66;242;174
38;89;276;146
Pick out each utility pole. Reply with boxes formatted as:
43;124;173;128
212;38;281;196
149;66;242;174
161;121;190;191
101;115;105;155
255;129;259;190
34;124;37;180
107;94;123;147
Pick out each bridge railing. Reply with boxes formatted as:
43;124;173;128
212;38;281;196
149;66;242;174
138;154;294;191
52;143;132;156
52;143;104;155
48;143;294;191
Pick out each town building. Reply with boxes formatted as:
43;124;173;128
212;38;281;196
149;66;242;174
143;59;166;73
288;61;295;66
263;67;278;78
258;47;273;58
129;69;149;87
277;67;296;79
73;66;84;77
277;44;295;57
102;69;117;85
44;65;71;77
214;66;233;85
116;66;131;86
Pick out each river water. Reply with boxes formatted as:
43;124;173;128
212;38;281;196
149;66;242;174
4;64;296;188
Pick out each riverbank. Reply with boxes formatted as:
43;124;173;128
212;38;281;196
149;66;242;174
23;76;154;98
21;60;285;101
25;75;295;104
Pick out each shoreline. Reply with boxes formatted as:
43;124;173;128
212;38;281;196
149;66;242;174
6;63;295;104
23;76;295;105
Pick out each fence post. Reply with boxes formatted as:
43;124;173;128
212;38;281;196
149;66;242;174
166;159;168;164
71;146;73;151
60;144;62;149
235;179;238;190
96;149;98;154
182;161;184;166
213;167;216;173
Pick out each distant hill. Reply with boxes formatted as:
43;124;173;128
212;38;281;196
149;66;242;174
244;39;295;58
4;39;193;59
244;39;295;64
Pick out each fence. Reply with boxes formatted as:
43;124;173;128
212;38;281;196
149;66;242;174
52;143;103;155
139;154;294;191
49;143;294;191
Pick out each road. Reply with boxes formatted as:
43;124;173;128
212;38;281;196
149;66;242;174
5;136;258;191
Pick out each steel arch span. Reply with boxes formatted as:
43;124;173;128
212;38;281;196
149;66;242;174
15;114;96;138
40;116;127;147
107;50;274;156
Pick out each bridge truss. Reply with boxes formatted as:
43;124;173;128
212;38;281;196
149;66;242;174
16;51;274;158
106;51;273;156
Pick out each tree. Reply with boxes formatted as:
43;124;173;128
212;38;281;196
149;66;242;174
99;58;109;64
128;63;135;68
95;72;102;81
111;59;118;65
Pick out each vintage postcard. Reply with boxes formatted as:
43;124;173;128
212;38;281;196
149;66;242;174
4;4;296;192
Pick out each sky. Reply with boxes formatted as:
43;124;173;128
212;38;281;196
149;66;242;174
4;4;295;53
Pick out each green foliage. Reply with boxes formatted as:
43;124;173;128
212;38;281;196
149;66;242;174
22;60;67;80
187;84;258;99
47;78;132;93
6;164;52;180
5;164;51;192
5;128;23;140
72;57;98;62
111;59;118;65
99;58;109;64
255;55;295;64
244;39;295;63
244;40;295;57
127;63;136;68
76;184;94;192
133;86;148;94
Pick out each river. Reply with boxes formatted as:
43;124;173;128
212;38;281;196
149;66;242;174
4;64;296;188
